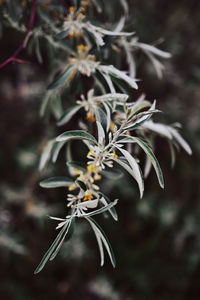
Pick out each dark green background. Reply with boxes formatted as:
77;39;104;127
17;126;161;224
0;0;200;299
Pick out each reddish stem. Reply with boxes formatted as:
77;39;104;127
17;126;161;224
0;0;37;70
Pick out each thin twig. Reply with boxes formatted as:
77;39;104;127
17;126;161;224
0;0;37;70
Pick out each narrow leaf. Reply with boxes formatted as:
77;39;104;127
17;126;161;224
50;218;75;261
57;105;82;126
34;222;69;274
48;65;75;90
56;130;97;145
116;147;144;197
130;137;164;188
40;177;73;188
99;194;118;221
86;217;116;267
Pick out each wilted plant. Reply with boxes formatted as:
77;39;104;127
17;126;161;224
0;0;192;274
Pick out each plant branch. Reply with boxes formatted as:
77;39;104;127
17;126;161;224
0;0;37;70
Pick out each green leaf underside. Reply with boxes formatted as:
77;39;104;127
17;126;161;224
56;130;97;145
40;92;51;117
86;217;116;267
40;177;73;188
81;200;118;218
124;136;164;188
57;105;82;126
95;107;108;131
47;65;75;90
50;218;75;261
115;147;144;198
101;169;123;179
114;158;144;198
99;193;118;221
67;161;86;171
52;141;66;163
34;221;70;274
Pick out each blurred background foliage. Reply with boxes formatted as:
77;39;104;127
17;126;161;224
0;0;200;299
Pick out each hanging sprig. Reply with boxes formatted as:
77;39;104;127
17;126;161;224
0;0;191;273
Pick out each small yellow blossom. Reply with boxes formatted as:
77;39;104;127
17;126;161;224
69;6;75;13
77;173;86;182
68;184;76;191
69;68;77;82
109;122;115;132
112;151;118;159
94;173;102;181
87;164;97;173
77;44;89;53
83;191;92;201
86;112;95;122
87;149;95;158
73;168;82;176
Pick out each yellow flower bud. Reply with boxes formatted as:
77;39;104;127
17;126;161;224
83;191;92;201
69;6;75;13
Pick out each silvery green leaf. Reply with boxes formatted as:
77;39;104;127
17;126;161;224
114;16;125;32
56;29;69;39
86;24;105;46
92;93;128;103
80;199;118;218
87;217;104;266
144;50;165;79
40;92;52;117
119;0;129;15
96;121;105;144
50;218;75;261
39;140;55;171
101;169;123;180
168;140;176;168
56;130;97;145
123;40;136;78
50;95;63;119
89;23;134;37
67;161;86;171
102;102;111;132
114;150;144;198
168;127;192;155
95;107;107;133
142;120;173;139
35;35;43;64
124;101;157;130
99;195;118;221
115;158;137;178
129;137;164;188
40;177;73;188
57;105;82;126
86;217;116;267
34;221;69;274
109;75;129;94
99;69;116;93
144;156;152;178
48;65;76;90
101;65;138;90
138;42;171;58
76;199;99;210
131;96;151;115
52;141;66;163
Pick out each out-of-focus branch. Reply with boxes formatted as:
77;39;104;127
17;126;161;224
0;0;37;70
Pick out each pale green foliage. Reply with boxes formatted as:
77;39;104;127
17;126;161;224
35;0;191;273
0;0;191;273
